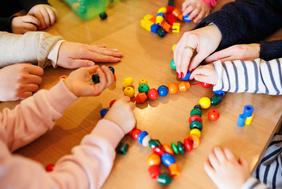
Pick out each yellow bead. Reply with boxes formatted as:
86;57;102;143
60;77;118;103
140;19;154;32
144;14;154;20
163;144;174;155
122;77;134;88
156;16;164;25
123;86;135;98
171;44;176;52
158;7;167;13
139;79;148;85
169;163;180;176
190;128;201;138
199;97;211;109
245;115;254;125
147;153;161;166
172;23;180;33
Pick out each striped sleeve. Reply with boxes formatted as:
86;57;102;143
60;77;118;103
241;177;268;189
213;58;282;95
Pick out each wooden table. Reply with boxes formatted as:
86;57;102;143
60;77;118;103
2;0;282;188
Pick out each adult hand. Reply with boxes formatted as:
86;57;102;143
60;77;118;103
11;15;39;34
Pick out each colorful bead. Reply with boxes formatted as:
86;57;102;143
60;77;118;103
99;12;108;20
138;83;150;93
170;59;176;70
190;135;200;149
243;105;254;117
122;77;134;88
208;109;220;121
116;142;129;155
198;97;211;109
237;114;246;127
158;85;169;97
194;105;202;110
138;131;148;144
171;44;176;52
169;163;180;176
142;135;151;147
109;99;116;107
139;79;148;84
157;27;167;38
147;88;159;100
148;165;160;179
190;121;203;131
182;72;190;81
161;153;176;167
156;15;164;25
161;20;171;32
135;93;148;104
153;146;165;156
123;86;135;98
157;173;172;185
168;82;179;94
183;137;193;152
171;143;179;155
214;90;225;96
100;108;108;118
172;22;180;33
178;81;190;92
92;74;100;84
211;95;223;106
130;128;141;139
158;7;167;13
147;153;161;166
163;144;174;155
190;128;202;138
245;115;254;125
45;163;54;172
183;15;191;22
188;115;202;124
149;139;160;149
190;108;202;116
177;141;185;155
201;82;212;88
151;24;160;33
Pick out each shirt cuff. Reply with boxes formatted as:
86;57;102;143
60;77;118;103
47;40;64;68
241;177;266;189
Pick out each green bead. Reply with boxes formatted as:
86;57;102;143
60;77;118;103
116;142;129;155
170;59;176;71
157;173;172;185
149;139;160;149
177;141;185;155
138;83;150;93
189;121;203;131
171;143;179;155
157;28;166;38
92;74;100;84
190;108;202;116
211;95;223;106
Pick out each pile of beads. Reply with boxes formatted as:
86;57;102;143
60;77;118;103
237;105;254;127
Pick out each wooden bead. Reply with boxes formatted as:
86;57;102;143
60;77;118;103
214;90;225;96
169;163;180;176
177;141;185;155
170;59;176;71
147;153;161;166
190;128;202;138
211;95;223;106
157;173;172;185
243;105;254;117
190;135;200;149
142;135;151;147
158;85;169;97
183;15;191;23
171;143;179;155
188;115;202;124
122;77;134;88
237;114;246;127
161;153;176;167
138;83;150;93
92;74;100;84
138;131;148;144
199;97;211;109
100;108;108;118
183;137;193;152
201;82;212;88
135;93;148;104
190;108;202;116
181;72;190;81
168;82;178;94
130;128;141;139
172;22;180;33
147;88;159;100
171;44;176;52
139;79;148;84
152;146;165;156
149;139;160;149
190;121;203;131
158;7;167;13
99;12;108;20
208;109;220;121
123;86;135;98
148;165;160;179
157;27;167;38
245;115;254;125
162;144;174;155
45;163;54;172
116;142;129;155
178;81;190;92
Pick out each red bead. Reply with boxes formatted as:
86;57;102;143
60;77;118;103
208;109;220;121
201;82;212;88
135;93;147;104
188;115;202;124
109;99;116;107
152;146;165;156
147;88;159;101
165;13;177;25
130;128;141;139
148;165;160;179
45;163;54;172
183;137;193;152
167;5;174;13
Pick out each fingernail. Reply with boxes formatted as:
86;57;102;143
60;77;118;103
88;62;95;66
177;72;181;79
181;72;184;78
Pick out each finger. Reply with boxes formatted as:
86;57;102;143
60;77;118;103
190;66;205;79
194;9;205;23
205;47;234;62
88;46;123;58
40;8;51;27
92;68;107;94
190;50;207;70
18;91;33;99
33;11;46;29
182;1;191;12
23;15;40;27
86;65;99;75
25;65;44;76
69;59;95;68
208;150;220;169
86;51;122;63
189;8;200;20
180;47;195;75
223;148;237;161
183;5;194;16
100;65;114;87
21;83;40;92
22;23;38;32
22;74;42;84
213;147;227;163
204;160;216;180
193;75;212;84
216;56;238;62
46;7;56;25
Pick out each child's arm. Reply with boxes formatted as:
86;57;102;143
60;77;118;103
241;178;267;189
17;0;49;11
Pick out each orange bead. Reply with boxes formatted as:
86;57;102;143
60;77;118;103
178;81;190;92
190;135;200;149
169;163;180;176
168;82;178;94
147;153;161;166
163;144;174;155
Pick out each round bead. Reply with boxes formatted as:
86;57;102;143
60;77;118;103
211;95;223;106
108;66;115;74
109;99;116;107
177;141;185;155
170;59;176;71
116;142;129;155
153;146;165;156
208;109;220;121
169;163;180;176
142;135;151;147
99;108;108;118
190;121;203;131
147;153;161;166
168;83;178;94
183;137;193;152
148;165;160;179
157;173;172;185
162;144;174;155
123;86;135;98
182;72;191;81
147;88;159;100
171;143;179;155
138;131;148;144
194;105;202;110
122;77;134;88
178;81;190;92
198;97;211;109
201;82;212;88
190;128;202;138
157;27;167;38
99;12;108;20
171;44;176;52
130;128;141;139
237;114;246;127
139;79;148;84
183;15;192;23
158;7;167;13
92;74;100;84
190;108;202;116
158;85;169;97
135;93;148;104
190;135;200;149
243;105;254;117
45;163;54;172
138;83;150;93
214;90;225;96
161;153;176;167
149;139;160;149
188;115;202;124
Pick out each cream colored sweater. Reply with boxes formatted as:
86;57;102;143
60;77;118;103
0;31;62;68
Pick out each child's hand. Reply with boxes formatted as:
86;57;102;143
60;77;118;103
174;25;222;76
182;0;211;23
190;63;217;84
64;65;114;97
57;42;123;69
11;15;40;34
0;64;43;101
205;44;260;62
104;97;136;134
28;4;57;30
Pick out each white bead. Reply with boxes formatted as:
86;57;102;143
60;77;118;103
142;135;151;147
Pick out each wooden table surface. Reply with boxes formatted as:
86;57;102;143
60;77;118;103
2;0;282;188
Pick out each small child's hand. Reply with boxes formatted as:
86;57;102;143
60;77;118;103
182;0;211;23
64;65;114;97
190;63;217;84
11;15;40;34
104;97;136;134
0;64;43;101
205;44;260;62
28;4;57;30
57;42;123;69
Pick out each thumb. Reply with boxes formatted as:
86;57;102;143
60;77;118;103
193;75;213;84
190;65;208;79
190;50;208;71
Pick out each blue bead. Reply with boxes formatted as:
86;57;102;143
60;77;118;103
183;15;192;23
158;85;169;97
151;24;160;33
100;108;109;118
161;153;176;167
138;131;148;144
182;71;191;81
237;114;246;127
213;90;225;96
156;12;164;17
243;105;254;117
